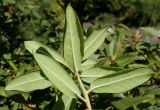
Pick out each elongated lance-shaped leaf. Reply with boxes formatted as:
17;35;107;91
34;54;81;97
83;28;108;60
64;5;83;72
90;68;152;93
5;71;52;92
64;4;84;72
81;68;115;83
24;41;66;66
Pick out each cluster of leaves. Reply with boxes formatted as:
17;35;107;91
1;4;160;110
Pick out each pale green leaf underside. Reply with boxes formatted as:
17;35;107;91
84;28;107;60
24;41;66;66
81;68;114;83
80;59;97;71
34;54;81;97
64;5;83;72
90;68;152;93
112;93;155;110
5;71;52;92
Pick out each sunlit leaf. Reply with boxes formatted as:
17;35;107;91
90;68;152;93
80;59;96;71
64;4;84;72
24;41;66;65
84;28;107;60
81;68;114;83
5;71;52;92
34;54;81;97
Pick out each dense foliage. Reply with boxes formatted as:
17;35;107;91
0;0;160;110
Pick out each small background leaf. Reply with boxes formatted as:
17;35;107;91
115;52;138;67
112;93;155;110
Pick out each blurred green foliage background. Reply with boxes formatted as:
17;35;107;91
0;0;160;109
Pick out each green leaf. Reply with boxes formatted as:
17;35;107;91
115;52;138;67
0;87;7;97
53;94;76;110
108;40;124;60
84;28;107;60
112;93;155;110
80;59;96;71
5;71;52;92
64;4;84;72
86;26;94;37
34;54;81;97
81;68;114;83
24;41;66;66
141;27;160;37
90;68;152;93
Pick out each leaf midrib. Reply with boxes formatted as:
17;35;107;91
68;10;78;72
40;60;79;96
6;76;45;90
